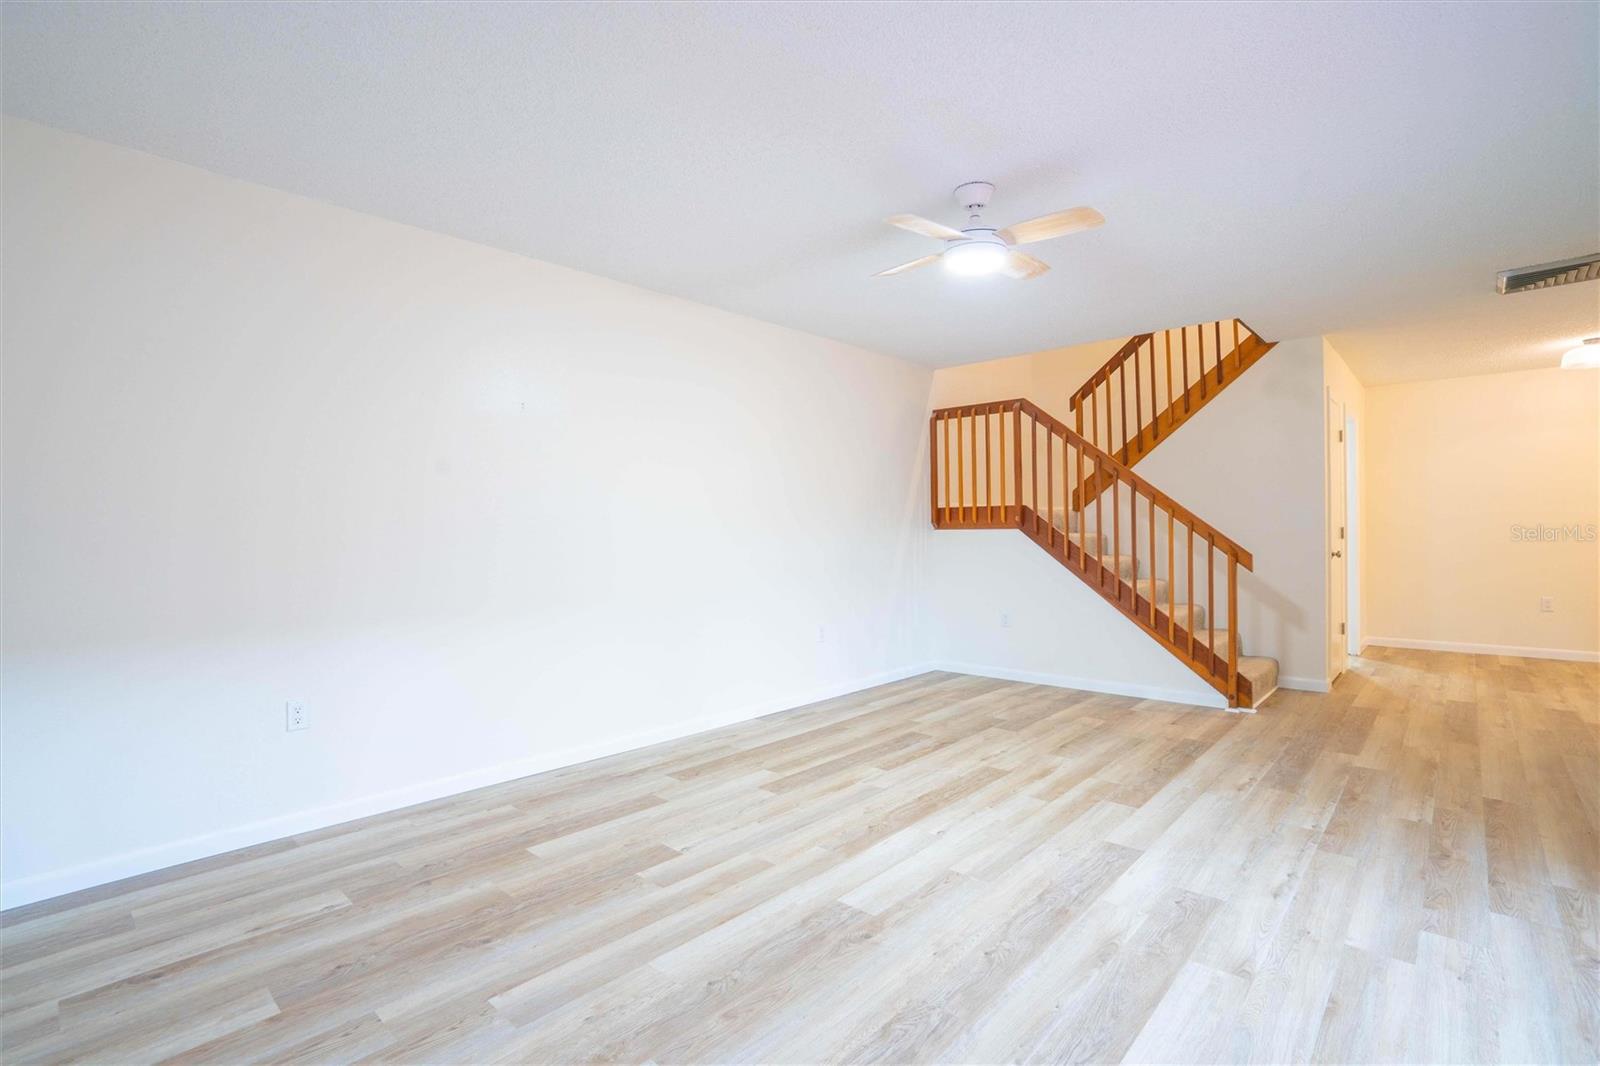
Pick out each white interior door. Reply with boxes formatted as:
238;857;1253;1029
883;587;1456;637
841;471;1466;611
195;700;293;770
1327;393;1348;681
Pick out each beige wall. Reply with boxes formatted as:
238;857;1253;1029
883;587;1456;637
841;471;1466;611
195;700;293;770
1366;367;1600;658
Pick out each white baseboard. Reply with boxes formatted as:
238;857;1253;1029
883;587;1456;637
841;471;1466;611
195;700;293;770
1279;676;1333;693
0;663;933;911
928;660;1229;710
1364;637;1600;663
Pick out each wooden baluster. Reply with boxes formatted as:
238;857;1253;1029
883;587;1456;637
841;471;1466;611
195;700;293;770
929;414;939;527
1167;510;1176;639
1198;325;1208;400
1112;477;1121;595
1130;483;1138;596
1182;327;1192;411
1186;526;1195;655
1089;387;1099;467
1149;495;1157;625
1046;427;1055;550
1076;438;1087;566
1163;331;1172;433
1119;360;1129;456
968;409;977;524
1103;378;1111;457
956;410;965;524
1096;449;1105;585
1132;339;1142;455
979;404;992;521
1031;413;1040;536
1215;320;1224;385
1228;552;1239;702
1207;533;1216;669
1012;403;1023;527
1059;433;1069;558
942;413;952;525
999;408;1007;523
1233;318;1241;364
1075;407;1086;562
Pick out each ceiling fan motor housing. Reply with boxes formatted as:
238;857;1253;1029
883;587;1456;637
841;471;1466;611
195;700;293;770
954;180;995;213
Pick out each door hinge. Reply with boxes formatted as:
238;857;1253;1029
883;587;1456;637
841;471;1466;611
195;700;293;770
1338;429;1344;442
1339;622;1346;635
1339;525;1345;539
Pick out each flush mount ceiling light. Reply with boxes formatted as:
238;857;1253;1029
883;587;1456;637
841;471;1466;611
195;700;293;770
873;181;1104;281
1561;337;1600;370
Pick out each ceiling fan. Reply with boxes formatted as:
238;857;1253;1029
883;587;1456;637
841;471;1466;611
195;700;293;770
874;181;1103;280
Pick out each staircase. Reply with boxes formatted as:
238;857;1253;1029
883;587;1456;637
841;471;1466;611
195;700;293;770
1069;319;1276;507
929;319;1280;709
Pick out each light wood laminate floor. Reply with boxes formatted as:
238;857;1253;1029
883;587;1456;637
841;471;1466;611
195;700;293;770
2;649;1597;1064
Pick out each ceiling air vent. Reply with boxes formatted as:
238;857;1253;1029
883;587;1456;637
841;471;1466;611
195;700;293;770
1497;252;1600;294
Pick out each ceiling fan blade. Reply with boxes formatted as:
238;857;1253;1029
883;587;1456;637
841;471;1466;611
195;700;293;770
873;253;941;277
998;206;1105;246
999;250;1051;280
886;213;967;241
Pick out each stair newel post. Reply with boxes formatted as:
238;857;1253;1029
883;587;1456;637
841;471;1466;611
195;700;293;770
1012;402;1024;528
1227;551;1239;704
929;413;939;528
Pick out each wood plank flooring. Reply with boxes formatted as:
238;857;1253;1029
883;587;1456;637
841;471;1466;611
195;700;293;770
2;648;1596;1063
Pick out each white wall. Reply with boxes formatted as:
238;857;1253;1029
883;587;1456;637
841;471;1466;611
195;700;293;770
1365;367;1599;659
0;120;934;907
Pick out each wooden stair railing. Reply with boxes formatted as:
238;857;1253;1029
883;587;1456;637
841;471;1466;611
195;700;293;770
1067;319;1275;508
930;397;1255;706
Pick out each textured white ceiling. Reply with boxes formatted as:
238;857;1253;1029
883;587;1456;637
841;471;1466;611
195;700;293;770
3;2;1596;381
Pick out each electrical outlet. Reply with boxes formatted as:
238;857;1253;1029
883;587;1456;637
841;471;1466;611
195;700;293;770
286;701;308;732
816;625;826;644
1540;596;1554;613
1000;612;1011;628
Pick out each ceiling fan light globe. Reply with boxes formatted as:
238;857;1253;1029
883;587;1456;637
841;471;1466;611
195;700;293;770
1560;338;1600;370
943;240;1008;277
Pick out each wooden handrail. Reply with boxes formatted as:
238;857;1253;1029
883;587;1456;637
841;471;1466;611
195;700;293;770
1067;320;1263;455
930;396;1257;704
930;397;1254;569
1069;333;1152;407
928;319;1277;707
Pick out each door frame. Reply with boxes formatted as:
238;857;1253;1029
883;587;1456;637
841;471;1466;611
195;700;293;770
1326;389;1349;682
